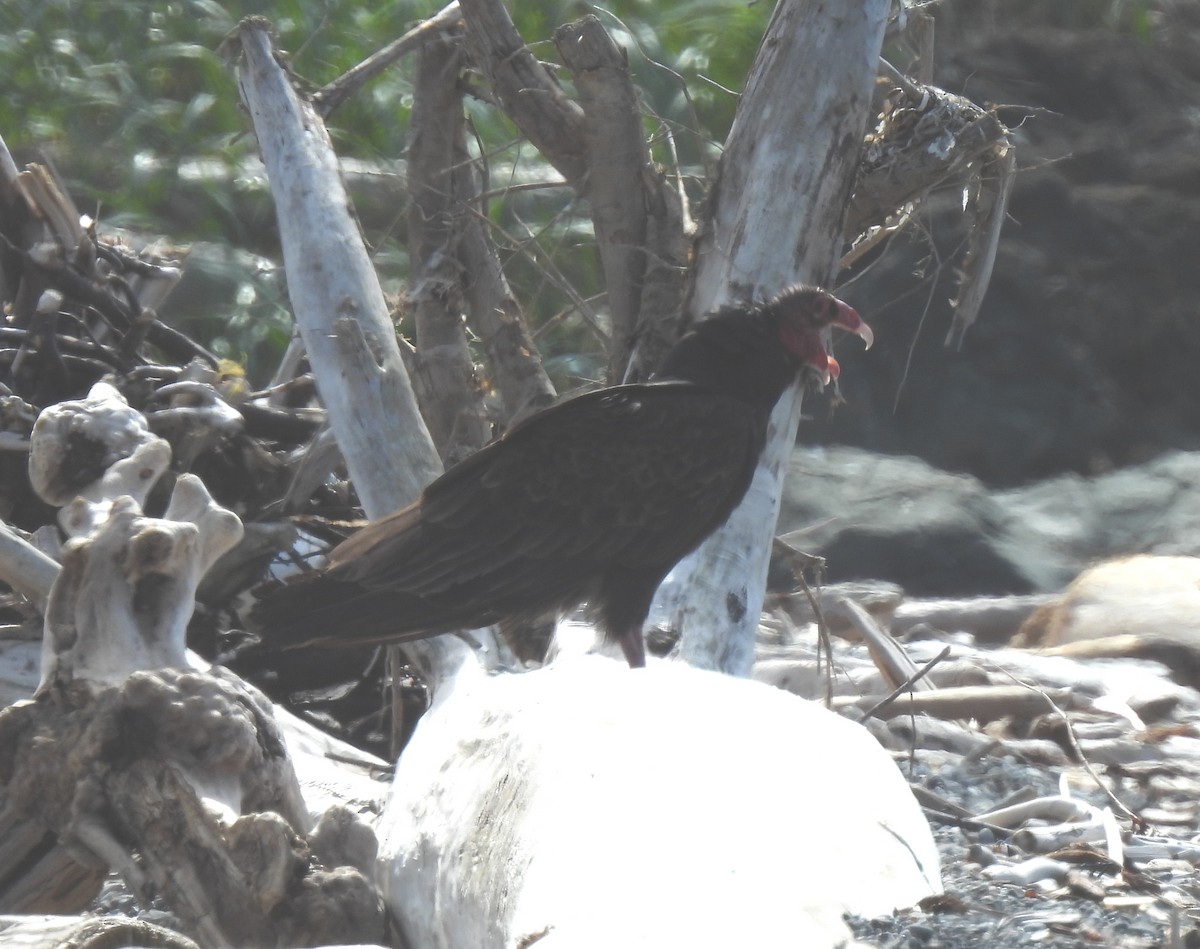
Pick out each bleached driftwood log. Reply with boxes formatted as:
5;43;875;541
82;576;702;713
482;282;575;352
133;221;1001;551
0;383;386;946
649;0;890;675
379;646;941;948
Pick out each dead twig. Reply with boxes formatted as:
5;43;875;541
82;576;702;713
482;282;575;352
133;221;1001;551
986;660;1143;828
861;645;952;720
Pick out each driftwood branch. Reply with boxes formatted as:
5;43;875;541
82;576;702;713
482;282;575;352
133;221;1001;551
840;683;1071;722
234;18;442;519
946;144;1015;347
653;0;891;674
314;0;465;118
0;521;58;614
407;31;491;464
554;16;648;379
458;0;588;187
234;17;488;685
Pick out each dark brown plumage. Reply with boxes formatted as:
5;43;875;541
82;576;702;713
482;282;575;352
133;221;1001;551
252;286;871;666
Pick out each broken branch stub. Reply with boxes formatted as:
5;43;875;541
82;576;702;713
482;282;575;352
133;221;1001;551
27;382;243;689
29;381;168;516
845;72;1015;345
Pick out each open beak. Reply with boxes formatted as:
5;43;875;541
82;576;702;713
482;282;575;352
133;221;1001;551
833;299;873;351
811;299;872;385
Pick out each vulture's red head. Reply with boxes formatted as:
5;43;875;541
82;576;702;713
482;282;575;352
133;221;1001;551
771;285;873;385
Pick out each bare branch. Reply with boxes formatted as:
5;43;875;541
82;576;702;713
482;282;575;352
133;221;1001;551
314;1;465;118
234;18;442;518
946;145;1016;347
458;0;588;187
407;32;491;464
554;16;648;380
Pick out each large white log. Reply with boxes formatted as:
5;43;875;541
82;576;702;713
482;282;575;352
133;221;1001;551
378;648;941;948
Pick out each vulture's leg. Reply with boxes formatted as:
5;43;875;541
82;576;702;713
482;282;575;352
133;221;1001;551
617;627;647;668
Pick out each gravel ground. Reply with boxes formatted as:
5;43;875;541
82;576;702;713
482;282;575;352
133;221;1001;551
846;744;1198;948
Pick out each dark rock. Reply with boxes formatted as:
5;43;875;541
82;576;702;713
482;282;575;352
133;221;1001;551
810;12;1200;488
780;446;1200;598
781;447;1032;596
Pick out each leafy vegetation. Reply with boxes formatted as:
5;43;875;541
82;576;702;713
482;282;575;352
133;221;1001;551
1;0;770;383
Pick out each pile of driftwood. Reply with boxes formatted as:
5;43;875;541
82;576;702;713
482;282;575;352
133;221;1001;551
0;2;1033;947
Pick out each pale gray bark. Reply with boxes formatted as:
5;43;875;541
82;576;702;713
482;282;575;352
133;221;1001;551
235;20;441;519
407;33;491;464
651;0;891;674
235;19;483;684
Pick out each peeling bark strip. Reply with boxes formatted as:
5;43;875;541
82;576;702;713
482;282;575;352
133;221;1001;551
653;0;891;675
233;19;442;519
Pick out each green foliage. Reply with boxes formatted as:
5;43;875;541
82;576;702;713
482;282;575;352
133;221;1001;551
0;0;768;383
946;0;1163;38
1;0;420;376
0;0;421;239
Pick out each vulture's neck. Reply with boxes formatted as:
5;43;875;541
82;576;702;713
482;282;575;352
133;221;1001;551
656;308;796;415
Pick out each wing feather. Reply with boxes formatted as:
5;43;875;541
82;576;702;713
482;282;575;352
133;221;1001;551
313;381;762;632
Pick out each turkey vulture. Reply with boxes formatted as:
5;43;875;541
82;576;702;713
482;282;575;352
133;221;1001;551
253;286;871;666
